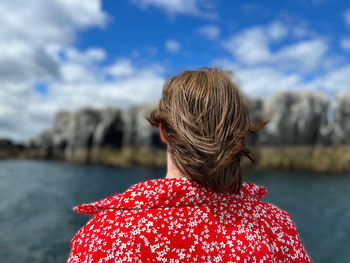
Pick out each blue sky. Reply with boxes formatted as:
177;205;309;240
78;0;350;70
1;0;350;141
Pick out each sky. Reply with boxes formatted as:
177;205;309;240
1;0;350;142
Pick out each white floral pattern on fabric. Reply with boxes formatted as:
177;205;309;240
67;177;312;263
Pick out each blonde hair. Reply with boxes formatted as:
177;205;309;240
147;68;266;193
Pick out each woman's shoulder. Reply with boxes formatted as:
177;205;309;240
255;199;292;219
67;179;312;263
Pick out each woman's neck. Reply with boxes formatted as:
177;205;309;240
165;148;187;179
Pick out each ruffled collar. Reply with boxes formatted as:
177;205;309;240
74;177;267;215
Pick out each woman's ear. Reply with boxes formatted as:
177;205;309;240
159;123;168;143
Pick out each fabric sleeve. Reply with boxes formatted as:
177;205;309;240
66;214;102;263
274;210;313;263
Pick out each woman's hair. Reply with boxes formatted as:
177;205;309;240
147;67;267;194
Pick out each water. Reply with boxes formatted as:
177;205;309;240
0;160;349;263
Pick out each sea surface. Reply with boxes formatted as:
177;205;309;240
0;160;349;263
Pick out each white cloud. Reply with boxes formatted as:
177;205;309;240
106;59;136;77
223;26;271;65
60;64;94;83
237;68;303;97
307;65;350;93
1;54;165;141
214;23;348;100
58;47;108;83
48;58;165;109
0;0;108;85
165;40;181;53
341;37;350;51
197;25;220;39
292;26;315;38
0;40;59;83
266;22;288;41
130;0;216;19
0;0;110;141
0;0;108;45
223;23;328;71
345;10;350;27
0;0;167;142
213;58;350;103
65;47;106;63
275;38;328;70
212;59;305;98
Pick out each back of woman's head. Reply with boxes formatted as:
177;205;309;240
147;67;266;194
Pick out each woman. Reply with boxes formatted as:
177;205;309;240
67;68;312;262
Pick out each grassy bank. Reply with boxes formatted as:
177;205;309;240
2;146;350;173
87;146;350;172
249;146;350;173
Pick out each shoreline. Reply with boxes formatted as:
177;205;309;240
2;146;350;173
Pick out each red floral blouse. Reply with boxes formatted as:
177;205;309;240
67;177;312;262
